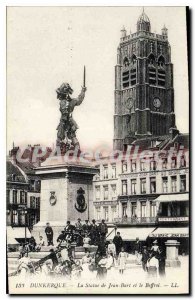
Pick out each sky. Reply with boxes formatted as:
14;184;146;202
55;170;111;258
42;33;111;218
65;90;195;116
7;6;189;152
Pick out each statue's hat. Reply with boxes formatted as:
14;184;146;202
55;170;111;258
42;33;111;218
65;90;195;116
56;82;73;95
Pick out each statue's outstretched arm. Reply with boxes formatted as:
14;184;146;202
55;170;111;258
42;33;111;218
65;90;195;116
74;87;87;106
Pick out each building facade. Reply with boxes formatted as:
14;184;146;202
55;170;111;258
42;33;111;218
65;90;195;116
6;146;41;232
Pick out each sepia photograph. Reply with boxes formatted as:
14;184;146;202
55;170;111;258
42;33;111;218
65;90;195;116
6;5;189;295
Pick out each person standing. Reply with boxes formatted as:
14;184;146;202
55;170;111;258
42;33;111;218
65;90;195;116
147;253;159;278
83;232;91;250
75;218;83;246
98;219;108;242
157;246;166;277
45;222;54;246
90;219;99;245
82;220;91;235
118;248;127;274
107;241;116;257
141;246;149;271
113;232;123;257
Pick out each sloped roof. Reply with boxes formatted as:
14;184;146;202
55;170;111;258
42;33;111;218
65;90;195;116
6;160;27;183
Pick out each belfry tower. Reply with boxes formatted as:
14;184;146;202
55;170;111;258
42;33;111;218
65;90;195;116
113;9;177;151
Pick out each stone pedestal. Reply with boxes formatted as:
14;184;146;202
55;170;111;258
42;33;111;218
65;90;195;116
165;239;181;267
32;156;98;244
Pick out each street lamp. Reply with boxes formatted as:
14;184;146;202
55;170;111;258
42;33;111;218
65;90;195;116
20;206;28;244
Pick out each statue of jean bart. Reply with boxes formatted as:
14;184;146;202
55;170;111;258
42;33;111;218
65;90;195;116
56;82;87;151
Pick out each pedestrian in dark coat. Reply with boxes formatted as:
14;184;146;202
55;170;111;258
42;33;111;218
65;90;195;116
157;247;166;277
141;246;149;271
98;219;108;242
45;222;54;246
90;219;99;245
113;232;123;257
82;220;91;235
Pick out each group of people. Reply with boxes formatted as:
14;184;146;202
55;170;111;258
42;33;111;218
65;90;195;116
15;219;167;280
45;219;109;248
141;240;166;278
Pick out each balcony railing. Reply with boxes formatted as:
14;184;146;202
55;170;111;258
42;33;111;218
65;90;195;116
114;216;157;224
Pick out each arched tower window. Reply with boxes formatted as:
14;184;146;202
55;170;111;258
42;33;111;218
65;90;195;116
157;56;166;86
148;53;156;85
130;55;137;86
122;57;130;88
123;57;129;67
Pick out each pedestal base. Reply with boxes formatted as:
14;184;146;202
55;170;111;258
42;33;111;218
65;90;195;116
166;259;181;268
32;221;66;246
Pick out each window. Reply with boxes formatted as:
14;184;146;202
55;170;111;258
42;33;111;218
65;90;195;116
148;54;156;85
180;156;186;168
131;202;137;217
141;202;147;218
171;157;177;168
103;165;108;179
131;179;137;195
130;55;137;86
162;158;167;169
122;203;127;217
150;202;157;218
180;175;186;192
158;68;165;86
158;56;166;86
123;57;129;67
122;71;130;88
7;190;10;204
162;177;168;193
131;159;136;172
103;186;109;200
111;206;117;221
150;177;156;193
30;196;36;208
140;160;146;171
96;207;101;220
103;207;109;221
171;176;177;192
122;180;127;195
122;160;127;173
150;160;156;171
111;185;117;200
36;197;40;209
111;164;116;178
95;186;100;201
140;178;146;194
13;190;18;204
18;211;26;226
12;210;18;225
20;191;27;204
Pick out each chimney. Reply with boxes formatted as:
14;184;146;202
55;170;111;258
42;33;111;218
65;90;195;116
10;146;20;165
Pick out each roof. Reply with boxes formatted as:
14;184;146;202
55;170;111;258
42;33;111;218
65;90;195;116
137;10;150;24
6;160;27;183
125;133;189;151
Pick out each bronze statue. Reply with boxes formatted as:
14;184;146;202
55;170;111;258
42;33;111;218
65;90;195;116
56;67;87;150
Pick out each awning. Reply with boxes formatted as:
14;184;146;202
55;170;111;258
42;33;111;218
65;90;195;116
11;227;31;239
155;194;188;202
149;227;189;238
107;227;155;241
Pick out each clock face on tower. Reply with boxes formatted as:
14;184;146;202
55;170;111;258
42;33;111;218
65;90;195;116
153;97;161;108
125;97;134;110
